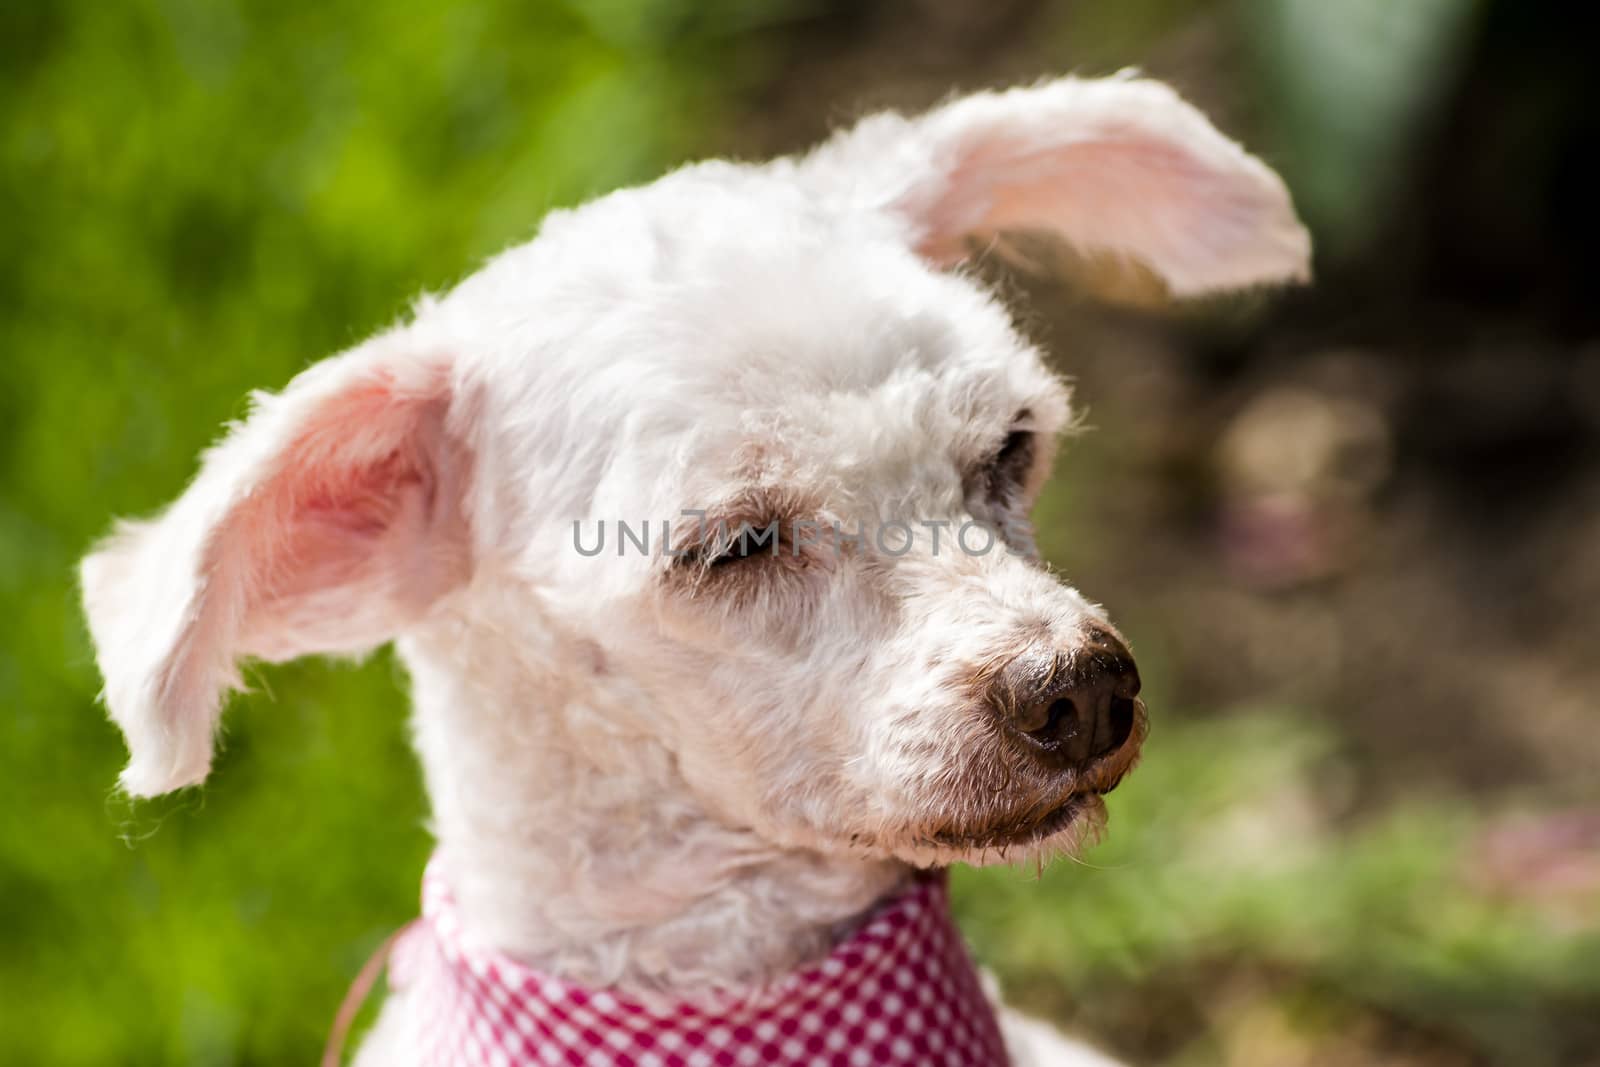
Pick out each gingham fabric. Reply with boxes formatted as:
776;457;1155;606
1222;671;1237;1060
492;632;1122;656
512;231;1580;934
386;857;1010;1066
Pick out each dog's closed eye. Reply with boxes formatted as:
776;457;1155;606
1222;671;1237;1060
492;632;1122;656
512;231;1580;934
674;517;787;573
670;517;821;611
700;523;781;567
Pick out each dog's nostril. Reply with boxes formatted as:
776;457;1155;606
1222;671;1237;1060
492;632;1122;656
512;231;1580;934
1032;698;1078;743
1100;697;1136;759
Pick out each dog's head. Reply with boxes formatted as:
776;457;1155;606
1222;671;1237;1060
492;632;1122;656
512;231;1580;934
81;77;1307;867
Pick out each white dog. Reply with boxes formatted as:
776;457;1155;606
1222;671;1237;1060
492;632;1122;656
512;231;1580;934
81;75;1307;1065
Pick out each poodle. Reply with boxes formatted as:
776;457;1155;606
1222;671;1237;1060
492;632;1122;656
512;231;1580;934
80;74;1308;1065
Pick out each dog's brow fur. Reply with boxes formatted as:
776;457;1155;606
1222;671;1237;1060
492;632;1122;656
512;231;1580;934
77;74;1308;1067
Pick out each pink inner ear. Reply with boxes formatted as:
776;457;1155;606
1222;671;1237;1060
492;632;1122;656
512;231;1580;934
261;380;430;594
287;379;435;534
215;370;462;661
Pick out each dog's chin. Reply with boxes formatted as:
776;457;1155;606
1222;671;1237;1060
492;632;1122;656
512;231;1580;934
940;791;1109;861
817;717;1144;867
855;791;1111;870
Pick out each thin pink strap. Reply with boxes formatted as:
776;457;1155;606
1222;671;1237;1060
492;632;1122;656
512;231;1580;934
321;922;415;1067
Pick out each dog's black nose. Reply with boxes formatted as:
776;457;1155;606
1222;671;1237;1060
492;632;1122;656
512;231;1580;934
997;631;1141;768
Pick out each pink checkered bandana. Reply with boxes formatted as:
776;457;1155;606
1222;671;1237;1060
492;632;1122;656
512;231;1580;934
385;857;1009;1066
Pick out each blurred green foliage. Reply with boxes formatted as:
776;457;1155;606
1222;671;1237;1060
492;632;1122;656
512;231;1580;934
0;1;789;1061
1239;0;1483;256
2;2;1592;1066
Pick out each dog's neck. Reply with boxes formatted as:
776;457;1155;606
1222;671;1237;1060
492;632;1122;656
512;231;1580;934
396;589;908;994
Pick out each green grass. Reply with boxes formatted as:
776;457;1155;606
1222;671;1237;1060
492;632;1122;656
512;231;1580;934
0;2;780;1061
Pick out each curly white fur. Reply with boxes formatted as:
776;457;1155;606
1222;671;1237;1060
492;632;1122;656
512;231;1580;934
79;76;1308;1065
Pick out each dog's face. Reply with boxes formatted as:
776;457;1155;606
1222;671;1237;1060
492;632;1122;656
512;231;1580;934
81;77;1308;867
506;223;1132;866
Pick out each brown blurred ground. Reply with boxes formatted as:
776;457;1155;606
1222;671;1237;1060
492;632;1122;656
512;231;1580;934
724;2;1600;1063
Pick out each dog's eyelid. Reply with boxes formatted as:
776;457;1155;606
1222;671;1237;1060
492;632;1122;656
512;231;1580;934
991;404;1052;449
1008;403;1069;439
673;516;784;570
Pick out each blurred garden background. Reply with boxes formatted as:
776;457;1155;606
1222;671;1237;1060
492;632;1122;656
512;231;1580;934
3;1;1597;1064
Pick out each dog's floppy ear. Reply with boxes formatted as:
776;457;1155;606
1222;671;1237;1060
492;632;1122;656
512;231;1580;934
80;333;471;796
805;74;1310;297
